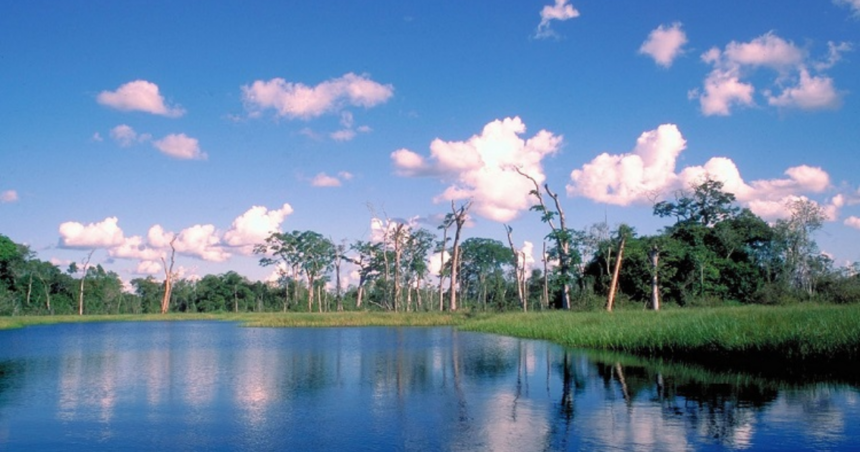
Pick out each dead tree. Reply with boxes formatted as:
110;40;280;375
448;200;471;311
515;168;572;309
78;250;94;316
505;225;527;312
160;237;177;314
649;244;660;311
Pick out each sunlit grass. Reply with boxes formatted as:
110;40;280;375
460;304;860;362
3;305;859;363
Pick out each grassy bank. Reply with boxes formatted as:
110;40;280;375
460;304;860;365
3;305;859;366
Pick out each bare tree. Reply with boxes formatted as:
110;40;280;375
448;200;471;311
160;237;177;314
515;168;573;309
648;244;660;311
504;225;527;312
78;250;94;316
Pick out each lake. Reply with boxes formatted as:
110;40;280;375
0;321;857;451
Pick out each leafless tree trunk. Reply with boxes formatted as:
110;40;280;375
606;236;626;312
334;243;344;312
78;250;94;316
37;274;51;313
160;237;177;314
505;225;527;312
649;245;660;311
515;168;572;309
542;241;549;310
392;223;406;312
438;218;451;312
448;201;471;312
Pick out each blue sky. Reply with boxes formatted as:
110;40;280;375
2;0;859;285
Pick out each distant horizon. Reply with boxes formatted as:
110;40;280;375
2;1;859;287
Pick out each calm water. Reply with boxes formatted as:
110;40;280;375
0;322;857;451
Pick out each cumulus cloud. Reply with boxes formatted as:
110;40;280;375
242;73;393;120
693;32;844;115
97;80;185;117
59;217;126;248
136;260;162;275
845;216;860;229
172;224;230;262
535;0;580;39
110;235;163;261
153;133;207;160
223;203;294;252
766;69;841;110
568;124;687;205
1;190;18;203
567;124;836;220
639;22;688;67
392;117;562;222
110;124;151;147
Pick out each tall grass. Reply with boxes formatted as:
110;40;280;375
3;305;859;366
459;304;860;363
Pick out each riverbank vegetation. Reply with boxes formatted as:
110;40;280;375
2;180;859;318
2;305;858;370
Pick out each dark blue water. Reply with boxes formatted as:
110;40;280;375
0;322;857;451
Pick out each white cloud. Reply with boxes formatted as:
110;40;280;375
0;190;18;203
694;32;844;115
153;133;207;160
223;203;294;252
845;216;860;230
639;22;687;67
59;216;125;248
567;124;687;205
535;0;580;39
311;173;343;187
392;117;562;222
766;69;841;110
242;73;393;119
110;235;163;261
173;224;230;262
568;124;836;220
92;132;103;142
330;129;357;142
110;124;151;147
338;171;354;181
97;80;185;117
835;0;860;16
136;260;162;275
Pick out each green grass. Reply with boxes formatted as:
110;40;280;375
459;304;860;363
2;305;859;366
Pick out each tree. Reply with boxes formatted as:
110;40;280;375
459;237;513;310
255;231;300;311
773;199;827;296
516;168;574;309
654;178;739;227
504;226;527;311
606;225;633;312
294;231;335;312
347;240;383;309
77;250;94;315
448;201;471;311
160;237;177;314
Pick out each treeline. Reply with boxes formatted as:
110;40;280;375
1;180;859;316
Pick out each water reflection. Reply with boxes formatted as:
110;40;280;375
0;322;857;451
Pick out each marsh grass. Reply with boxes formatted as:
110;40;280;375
2;305;858;366
460;304;860;364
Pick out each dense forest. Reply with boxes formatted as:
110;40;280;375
2;180;859;316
